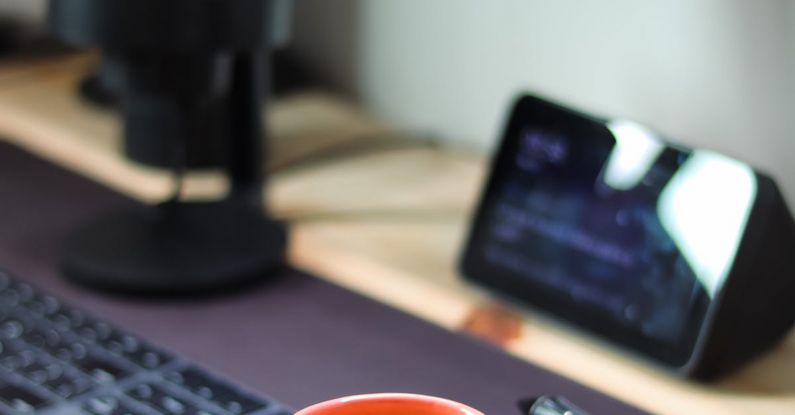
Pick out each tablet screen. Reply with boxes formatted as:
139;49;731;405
462;96;757;365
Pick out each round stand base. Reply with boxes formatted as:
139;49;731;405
61;201;287;296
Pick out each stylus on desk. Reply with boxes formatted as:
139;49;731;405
519;395;591;415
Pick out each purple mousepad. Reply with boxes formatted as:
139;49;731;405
0;140;645;414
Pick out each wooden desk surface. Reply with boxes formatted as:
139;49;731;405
0;53;793;415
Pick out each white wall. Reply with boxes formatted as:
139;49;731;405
4;1;795;201
294;0;795;201
0;0;45;23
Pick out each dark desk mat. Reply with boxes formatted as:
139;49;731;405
0;141;644;414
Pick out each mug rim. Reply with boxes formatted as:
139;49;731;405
295;393;484;415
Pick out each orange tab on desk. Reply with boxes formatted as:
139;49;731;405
461;303;523;347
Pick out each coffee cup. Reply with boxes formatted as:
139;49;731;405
295;393;484;415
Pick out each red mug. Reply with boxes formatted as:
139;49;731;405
295;393;484;415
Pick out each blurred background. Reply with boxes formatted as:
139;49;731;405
1;3;793;411
3;0;794;198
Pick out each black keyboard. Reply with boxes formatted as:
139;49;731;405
0;269;292;415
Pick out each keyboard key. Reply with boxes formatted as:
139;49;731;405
72;317;115;343
84;395;148;415
129;383;154;400
125;344;173;369
51;340;89;364
35;362;93;398
99;333;125;355
17;359;49;383
94;329;172;370
14;283;35;303
128;383;210;414
48;307;89;333
0;382;50;412
47;375;92;398
0;348;35;371
85;395;120;414
0;319;25;340
93;321;114;341
171;367;268;413
39;295;62;316
21;325;64;352
73;354;130;383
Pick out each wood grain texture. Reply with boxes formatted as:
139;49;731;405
0;52;793;415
